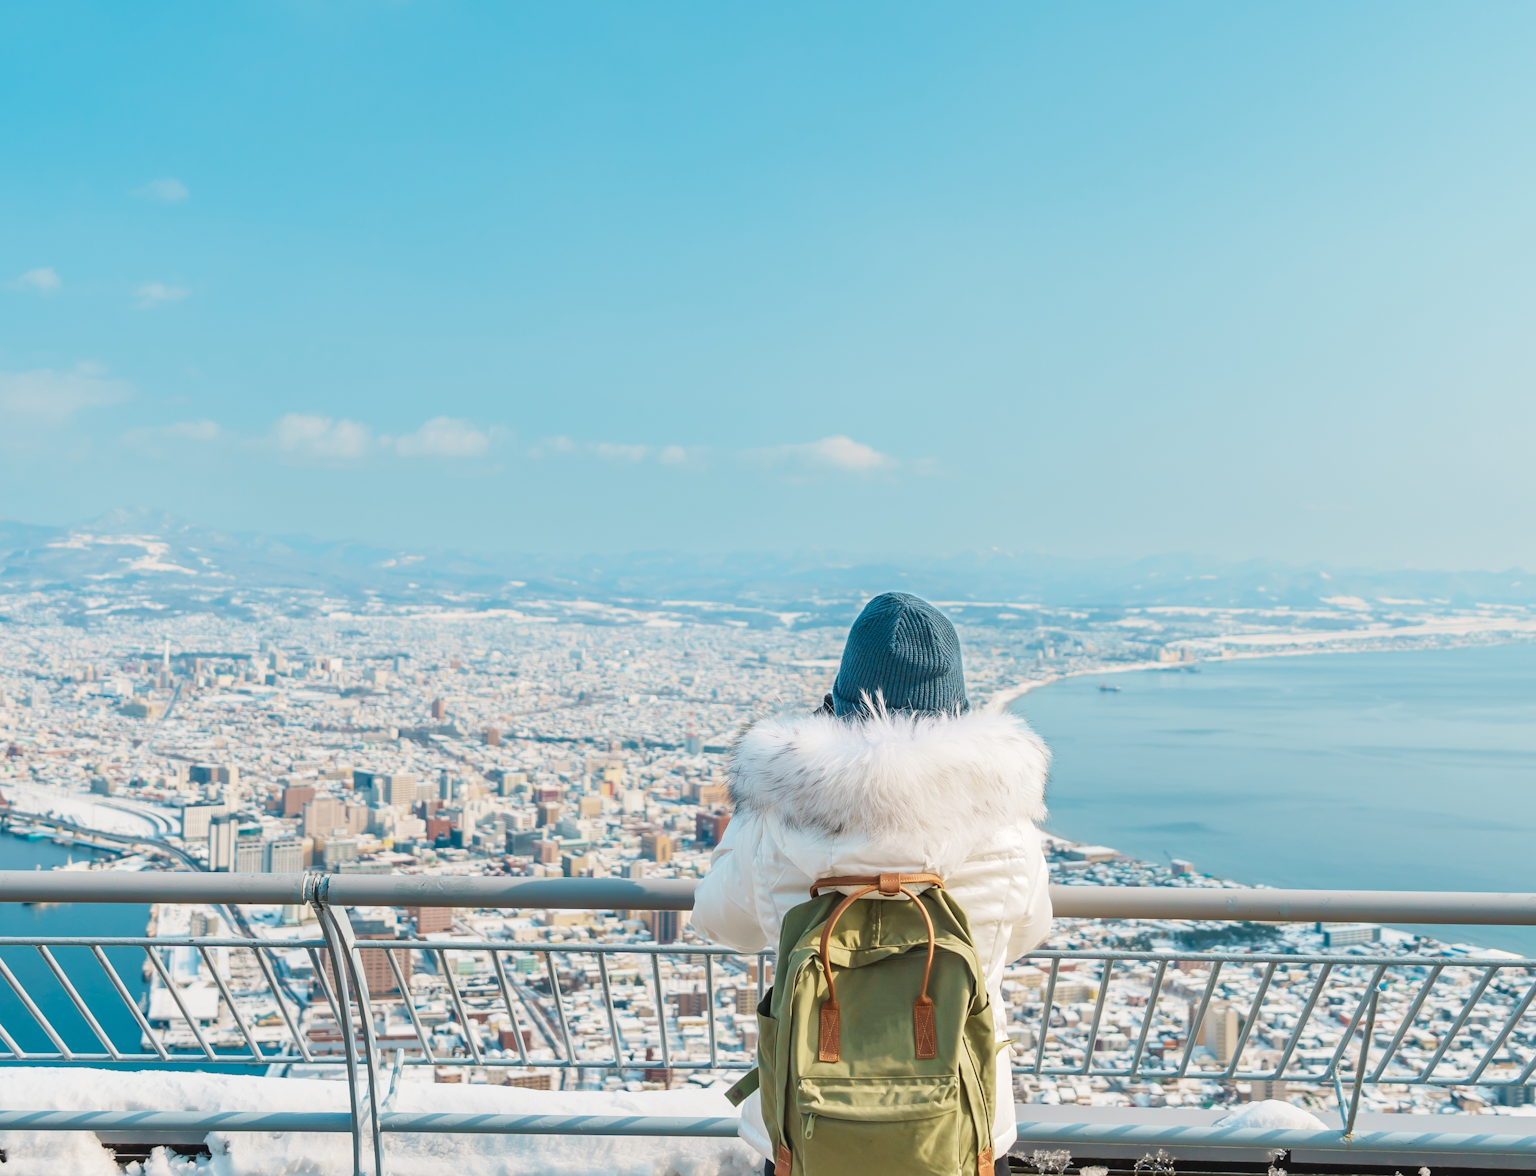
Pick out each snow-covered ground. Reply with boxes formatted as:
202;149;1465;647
1;782;175;837
0;1069;759;1176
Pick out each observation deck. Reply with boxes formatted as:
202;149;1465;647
0;871;1533;1174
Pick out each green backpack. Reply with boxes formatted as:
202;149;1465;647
728;873;997;1176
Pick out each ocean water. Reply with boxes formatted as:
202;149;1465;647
1011;642;1536;955
0;838;151;1056
0;840;274;1069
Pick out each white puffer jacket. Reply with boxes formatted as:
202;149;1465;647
691;706;1053;1160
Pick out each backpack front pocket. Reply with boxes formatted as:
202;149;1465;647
793;1075;962;1175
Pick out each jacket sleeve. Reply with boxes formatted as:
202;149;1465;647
1003;833;1053;963
690;811;771;954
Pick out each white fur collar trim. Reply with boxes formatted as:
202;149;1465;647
727;708;1049;852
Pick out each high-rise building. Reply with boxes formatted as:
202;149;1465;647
208;815;237;871
652;910;681;945
344;801;370;835
282;785;316;818
322;837;359;870
430;698;447;720
265;837;305;874
321;918;411;996
1198;1001;1240;1064
405;906;455;934
354;769;414;807
234;833;264;874
641;832;673;864
695;811;730;848
536;801;563;827
303;795;345;838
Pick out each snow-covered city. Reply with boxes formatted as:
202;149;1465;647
1;584;1533;1153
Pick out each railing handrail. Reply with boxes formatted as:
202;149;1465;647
2;870;1535;924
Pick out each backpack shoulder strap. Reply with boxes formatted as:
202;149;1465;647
725;1067;759;1107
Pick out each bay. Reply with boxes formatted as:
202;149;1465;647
0;837;151;1057
1011;642;1536;955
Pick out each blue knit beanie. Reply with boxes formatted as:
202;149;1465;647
832;592;968;718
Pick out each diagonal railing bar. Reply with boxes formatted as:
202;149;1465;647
1222;961;1276;1080
489;950;530;1067
249;943;312;1064
141;945;216;1059
90;945;167;1061
1175;959;1224;1079
1126;958;1167;1080
197;945;265;1062
0;1008;26;1060
596;952;623;1069
307;945;348;1037
1345;986;1381;1137
0;953;72;1059
1079;958;1114;1073
385;946;436;1065
1417;965;1499;1081
437;947;483;1065
1463;968;1536;1085
542;950;576;1064
1321;963;1388;1083
1031;956;1061;1075
36;946;119;1059
703;953;719;1070
1270;961;1333;1080
1370;964;1442;1082
650;952;671;1071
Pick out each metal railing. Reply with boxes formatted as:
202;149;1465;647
1;871;1535;1172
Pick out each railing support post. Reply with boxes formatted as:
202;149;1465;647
1344;984;1380;1139
307;871;387;1176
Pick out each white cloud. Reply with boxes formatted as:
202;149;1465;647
529;437;700;466
0;365;132;427
593;442;650;462
122;420;222;455
528;435;577;458
15;267;61;293
134;282;190;310
273;413;373;460
750;434;897;474
133;178;189;202
166;420;220;441
393;416;490;458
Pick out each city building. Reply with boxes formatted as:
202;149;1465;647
641;832;673;863
265;837;305;873
208;814;236;871
181;802;227;842
234;831;264;873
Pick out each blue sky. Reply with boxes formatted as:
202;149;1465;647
3;3;1535;567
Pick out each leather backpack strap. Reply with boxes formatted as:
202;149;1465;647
810;872;944;1063
808;872;944;897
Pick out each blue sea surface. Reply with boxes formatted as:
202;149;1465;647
0;838;151;1056
1011;642;1536;955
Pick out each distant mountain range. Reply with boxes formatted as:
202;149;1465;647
1;508;1532;628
